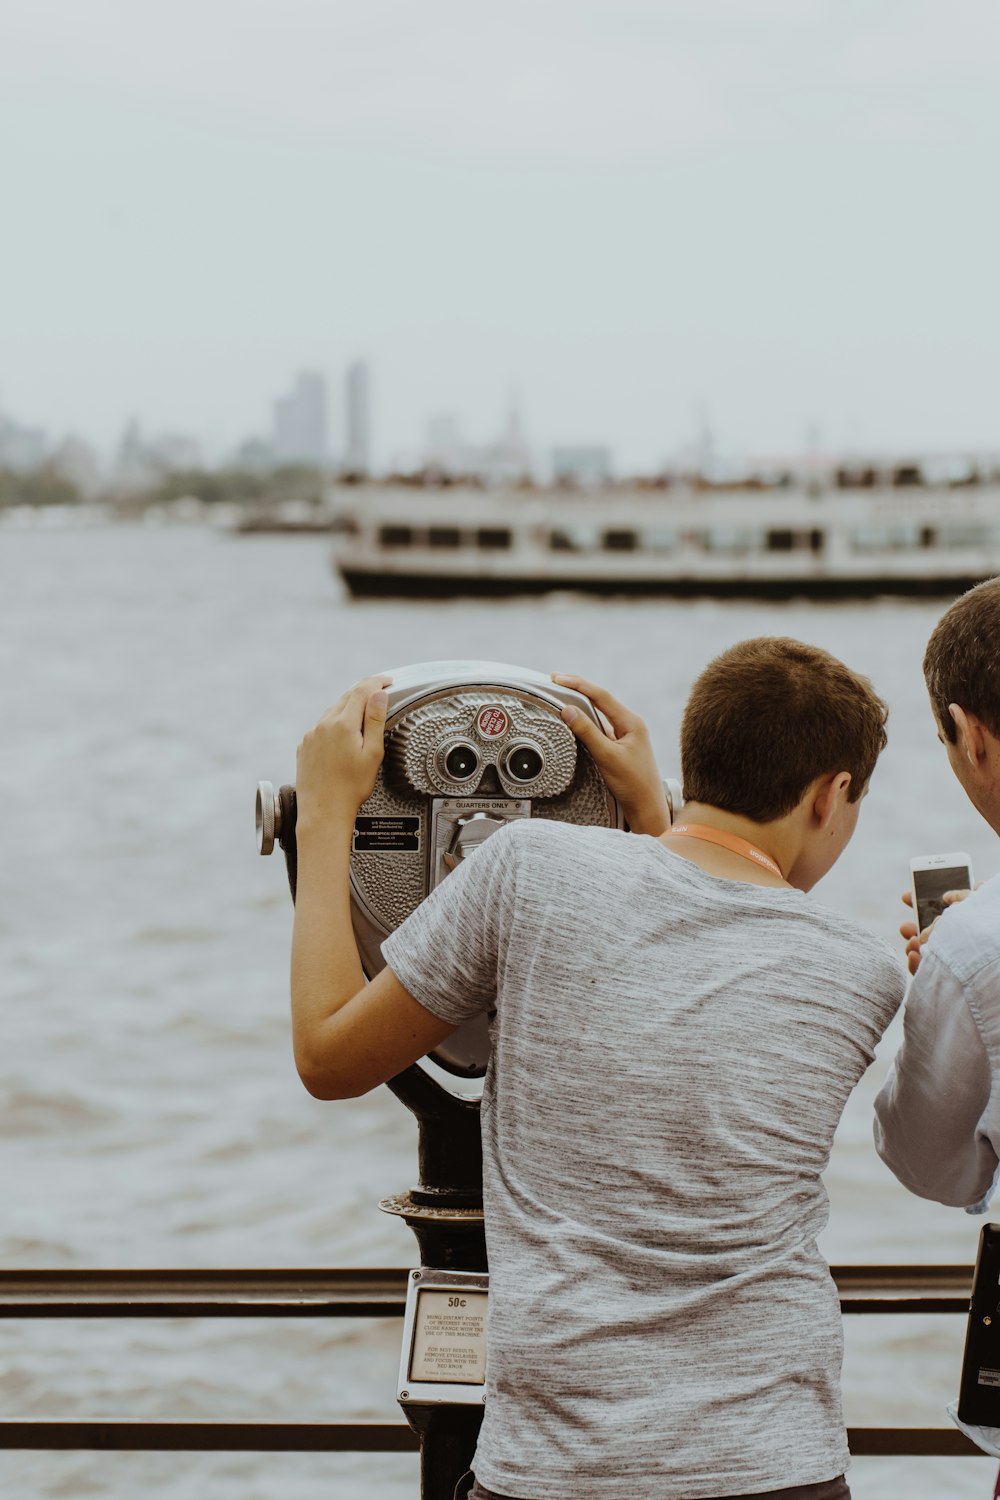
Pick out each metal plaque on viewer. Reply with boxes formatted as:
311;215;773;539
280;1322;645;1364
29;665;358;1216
398;1268;489;1407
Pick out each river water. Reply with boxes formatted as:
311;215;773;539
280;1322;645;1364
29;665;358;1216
2;522;998;1499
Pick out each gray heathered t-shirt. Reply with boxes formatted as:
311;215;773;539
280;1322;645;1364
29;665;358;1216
382;818;904;1500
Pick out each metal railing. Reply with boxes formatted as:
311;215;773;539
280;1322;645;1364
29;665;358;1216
0;1265;985;1457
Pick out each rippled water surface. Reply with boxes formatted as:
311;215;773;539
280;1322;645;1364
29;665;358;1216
3;525;999;1498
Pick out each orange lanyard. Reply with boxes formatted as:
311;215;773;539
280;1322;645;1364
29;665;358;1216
663;822;784;880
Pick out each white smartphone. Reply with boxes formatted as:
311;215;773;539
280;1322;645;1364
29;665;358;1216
909;852;974;933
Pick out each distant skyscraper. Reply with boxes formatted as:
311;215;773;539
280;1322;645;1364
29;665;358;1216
273;371;328;467
345;360;371;474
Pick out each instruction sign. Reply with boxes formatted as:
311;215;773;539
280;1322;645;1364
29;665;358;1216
398;1267;490;1406
409;1289;488;1384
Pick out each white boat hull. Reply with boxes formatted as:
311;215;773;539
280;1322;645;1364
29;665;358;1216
330;481;1000;599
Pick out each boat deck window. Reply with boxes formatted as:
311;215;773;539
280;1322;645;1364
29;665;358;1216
476;527;512;550
428;526;463;549
378;524;414;548
602;529;638;552
836;467;877;489
548;526;597;552
763;529;824;553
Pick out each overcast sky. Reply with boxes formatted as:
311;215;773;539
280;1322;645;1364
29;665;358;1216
2;0;999;471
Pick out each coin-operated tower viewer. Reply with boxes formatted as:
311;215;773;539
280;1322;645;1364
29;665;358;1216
256;661;662;1499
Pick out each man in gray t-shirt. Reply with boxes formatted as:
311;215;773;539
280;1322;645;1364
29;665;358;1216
290;639;904;1500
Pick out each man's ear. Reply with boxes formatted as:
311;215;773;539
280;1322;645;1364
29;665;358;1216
949;704;987;770
814;770;852;831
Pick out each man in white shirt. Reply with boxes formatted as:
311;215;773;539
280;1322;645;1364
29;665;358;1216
874;577;1000;1208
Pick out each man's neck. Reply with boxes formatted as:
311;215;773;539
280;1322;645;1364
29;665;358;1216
658;802;792;887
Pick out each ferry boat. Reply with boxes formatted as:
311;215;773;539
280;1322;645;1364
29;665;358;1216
329;462;1000;599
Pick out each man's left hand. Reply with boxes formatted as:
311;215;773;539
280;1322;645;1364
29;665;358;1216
551;671;670;836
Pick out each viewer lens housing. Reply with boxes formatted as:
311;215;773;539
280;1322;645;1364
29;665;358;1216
442;742;481;782
503;744;544;783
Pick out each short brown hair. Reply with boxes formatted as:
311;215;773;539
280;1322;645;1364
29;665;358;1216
680;637;888;822
923;577;1000;744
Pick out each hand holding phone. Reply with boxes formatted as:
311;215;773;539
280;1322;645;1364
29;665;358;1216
901;853;974;975
910;852;974;932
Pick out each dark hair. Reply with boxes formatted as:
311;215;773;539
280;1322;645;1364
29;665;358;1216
923;577;1000;744
680;637;888;823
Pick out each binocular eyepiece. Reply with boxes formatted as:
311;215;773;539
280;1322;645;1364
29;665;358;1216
433;737;544;788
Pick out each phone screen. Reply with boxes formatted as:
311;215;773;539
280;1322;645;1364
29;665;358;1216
913;864;971;932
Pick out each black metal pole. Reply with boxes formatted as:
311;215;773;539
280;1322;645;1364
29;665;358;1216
383;1064;487;1497
405;1406;482;1500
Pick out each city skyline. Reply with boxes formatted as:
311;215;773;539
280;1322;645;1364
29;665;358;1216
5;361;1000;491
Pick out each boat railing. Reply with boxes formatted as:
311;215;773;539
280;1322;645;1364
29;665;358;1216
0;1263;988;1460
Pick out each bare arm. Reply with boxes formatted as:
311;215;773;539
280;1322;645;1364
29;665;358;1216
290;677;456;1099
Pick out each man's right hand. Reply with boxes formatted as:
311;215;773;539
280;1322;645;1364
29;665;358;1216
551;673;671;836
899;888;972;976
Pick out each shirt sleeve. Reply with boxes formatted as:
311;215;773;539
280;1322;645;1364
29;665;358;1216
873;947;998;1209
380;819;519;1027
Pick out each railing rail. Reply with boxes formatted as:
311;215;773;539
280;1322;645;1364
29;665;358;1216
0;1420;419;1452
0;1265;986;1459
0;1267;409;1318
0;1264;974;1316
